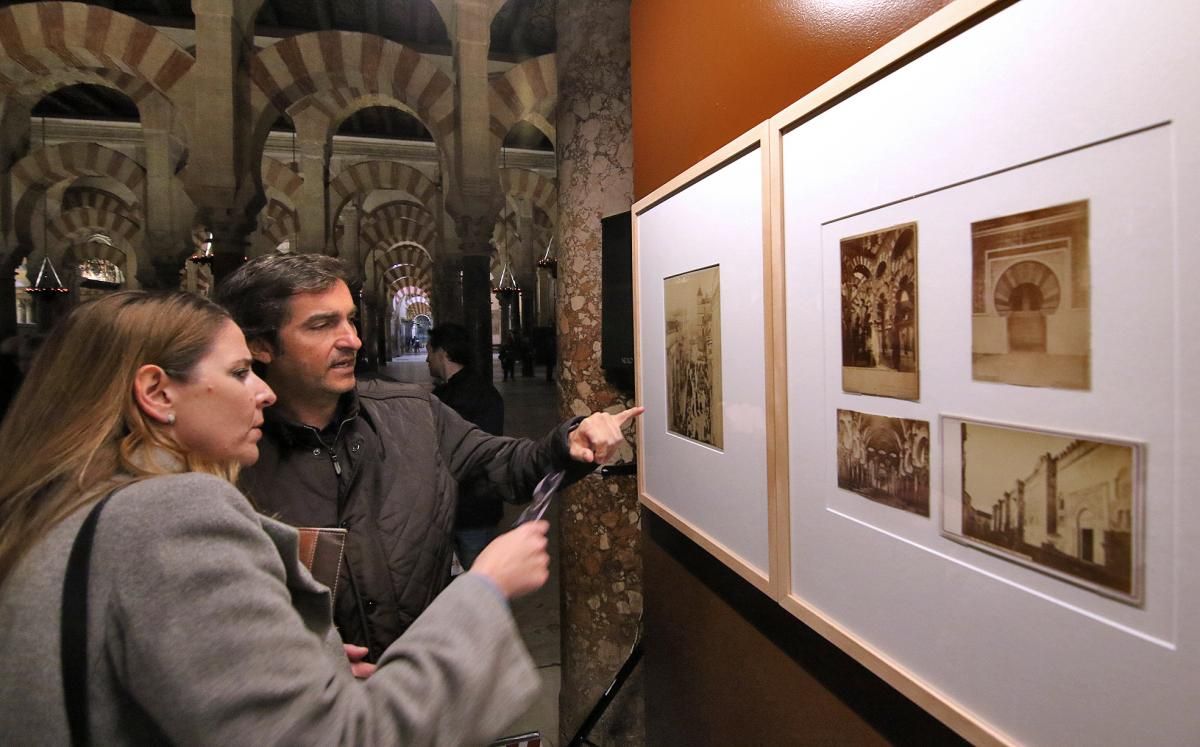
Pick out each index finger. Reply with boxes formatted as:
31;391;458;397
612;406;645;427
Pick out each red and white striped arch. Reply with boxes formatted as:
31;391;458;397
11;141;146;252
489;53;556;146
0;4;193;118
328;159;440;226
248;31;455;153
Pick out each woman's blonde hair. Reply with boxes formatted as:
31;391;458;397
0;291;238;586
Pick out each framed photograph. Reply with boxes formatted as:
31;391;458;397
943;417;1142;604
841;222;919;400
775;1;1194;743
972;200;1090;389
633;125;776;592
665;265;724;448
836;409;930;517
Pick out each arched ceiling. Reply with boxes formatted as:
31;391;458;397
20;0;557;140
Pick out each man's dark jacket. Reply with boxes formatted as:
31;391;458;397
241;380;587;660
433;369;506;529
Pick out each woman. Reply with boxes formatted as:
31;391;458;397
0;292;549;745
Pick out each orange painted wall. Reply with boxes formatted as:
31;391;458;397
631;0;951;200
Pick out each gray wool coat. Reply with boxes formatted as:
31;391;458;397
0;473;539;746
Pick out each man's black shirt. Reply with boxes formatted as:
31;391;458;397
433;369;505;528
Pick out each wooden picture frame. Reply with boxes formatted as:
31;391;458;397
629;0;1199;742
633;124;784;594
770;0;1198;744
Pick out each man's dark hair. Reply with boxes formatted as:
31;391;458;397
427;323;473;367
214;253;352;351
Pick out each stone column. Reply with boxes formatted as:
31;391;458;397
339;202;364;287
514;202;539;353
190;0;252;192
376;299;389;364
444;0;501;373
497;288;518;340
140;95;186;257
556;1;641;744
537;263;556;326
294;110;331;254
205;211;256;287
433;252;464;325
461;246;494;371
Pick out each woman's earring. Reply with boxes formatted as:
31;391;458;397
166;413;176;425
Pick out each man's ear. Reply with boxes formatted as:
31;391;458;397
133;364;175;424
248;338;274;365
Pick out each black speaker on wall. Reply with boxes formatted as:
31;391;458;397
601;210;635;393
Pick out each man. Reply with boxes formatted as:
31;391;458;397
426;323;505;569
215;254;640;661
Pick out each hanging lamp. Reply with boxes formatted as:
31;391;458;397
188;229;214;265
535;236;557;277
493;261;521;300
24;255;69;295
26;115;68;295
493;215;521;300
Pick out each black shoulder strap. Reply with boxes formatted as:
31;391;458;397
61;493;114;747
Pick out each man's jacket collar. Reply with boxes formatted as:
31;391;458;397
263;389;360;447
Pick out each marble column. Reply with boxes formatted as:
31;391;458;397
537;264;556;326
555;1;642;744
338;202;364;288
206;211;255;287
376;300;389;364
461;248;494;371
433;253;464;325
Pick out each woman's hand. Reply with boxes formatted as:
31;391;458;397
342;643;376;679
469;521;550;600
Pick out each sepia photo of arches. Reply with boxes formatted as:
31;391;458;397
836;409;930;517
949;420;1141;604
971;200;1091;389
665;265;723;449
841;222;920;400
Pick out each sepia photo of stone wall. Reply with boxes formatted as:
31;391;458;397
971;200;1091;390
665;265;723;448
955;420;1139;602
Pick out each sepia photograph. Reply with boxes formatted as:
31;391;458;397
841;222;919;400
665;265;723;449
950;420;1140;603
836;409;930;517
971;200;1091;390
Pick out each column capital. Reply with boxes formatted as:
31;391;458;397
451;212;497;256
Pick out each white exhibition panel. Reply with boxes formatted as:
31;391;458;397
781;1;1199;744
637;145;770;576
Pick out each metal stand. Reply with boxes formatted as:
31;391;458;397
566;630;643;747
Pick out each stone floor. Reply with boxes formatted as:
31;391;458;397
382;353;563;745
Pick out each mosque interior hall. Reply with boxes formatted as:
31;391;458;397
3;0;1194;745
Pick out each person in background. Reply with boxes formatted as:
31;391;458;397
427;322;505;568
214;254;643;661
0;291;551;745
499;331;518;382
